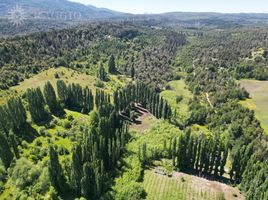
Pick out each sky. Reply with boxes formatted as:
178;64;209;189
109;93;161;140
70;0;268;14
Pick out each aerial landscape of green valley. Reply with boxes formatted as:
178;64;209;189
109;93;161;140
0;0;267;199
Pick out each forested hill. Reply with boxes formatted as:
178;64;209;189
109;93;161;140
0;0;126;36
0;22;186;89
0;0;122;19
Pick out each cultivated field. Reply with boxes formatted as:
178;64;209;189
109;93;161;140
239;79;268;133
143;170;243;200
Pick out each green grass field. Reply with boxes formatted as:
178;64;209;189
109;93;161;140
161;80;192;120
143;170;225;200
0;67;129;105
239;79;268;134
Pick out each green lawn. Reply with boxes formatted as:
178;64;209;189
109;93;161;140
161;80;192;120
239;79;268;134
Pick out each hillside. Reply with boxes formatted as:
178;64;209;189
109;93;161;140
0;0;126;36
0;0;122;18
0;8;267;200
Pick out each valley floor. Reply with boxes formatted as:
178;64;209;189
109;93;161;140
143;169;244;200
116;110;244;200
239;79;268;134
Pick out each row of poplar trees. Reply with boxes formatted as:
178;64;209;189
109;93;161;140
0;97;27;168
48;104;127;199
26;81;95;123
0;81;96;169
169;130;228;177
113;82;172;120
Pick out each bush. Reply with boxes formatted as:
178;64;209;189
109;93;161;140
54;72;60;79
67;115;74;121
34;138;42;146
38;127;46;136
11;158;41;190
115;182;146;200
175;95;183;103
21;141;28;149
58;146;69;156
95;80;105;88
49;118;58;128
62;120;71;129
165;84;172;90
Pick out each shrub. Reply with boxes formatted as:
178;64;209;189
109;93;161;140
63;120;71;129
67;115;74;121
166;84;172;90
95;80;105;88
58;146;69;156
38;127;46;136
49;118;58;128
175;95;183;103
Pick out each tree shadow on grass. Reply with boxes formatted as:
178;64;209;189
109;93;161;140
19;123;39;143
179;169;232;185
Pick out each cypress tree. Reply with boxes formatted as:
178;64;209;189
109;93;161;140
131;65;135;80
48;146;66;194
8;129;19;159
108;55;116;73
7;97;27;131
81;162;95;198
26;87;48;123
0;106;10;134
44;81;60;114
71;145;83;196
220;142;228;176
97;64;107;81
0;131;13;168
57;80;68;103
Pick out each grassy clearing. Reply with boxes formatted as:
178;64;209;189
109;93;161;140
143;169;243;200
245;47;265;61
143;170;221;200
239;79;268;134
161;80;192;120
128;120;182;153
130;111;158;133
0;67;129;105
191;124;212;137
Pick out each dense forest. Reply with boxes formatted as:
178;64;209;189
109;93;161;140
0;10;267;200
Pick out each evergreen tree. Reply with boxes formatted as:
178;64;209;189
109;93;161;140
48;146;66;194
108;55;116;73
0;98;27;136
81;162;95;199
131;65;135;80
71;145;83;196
8;129;19;159
57;80;68;103
0;131;13;168
82;87;94;114
220;142;228;176
26;87;48;123
44;81;60;114
97;64;107;81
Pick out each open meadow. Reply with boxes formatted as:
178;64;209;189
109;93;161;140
143;169;243;200
239;79;268;133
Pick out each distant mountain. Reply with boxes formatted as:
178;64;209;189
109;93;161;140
0;0;124;20
0;0;128;36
